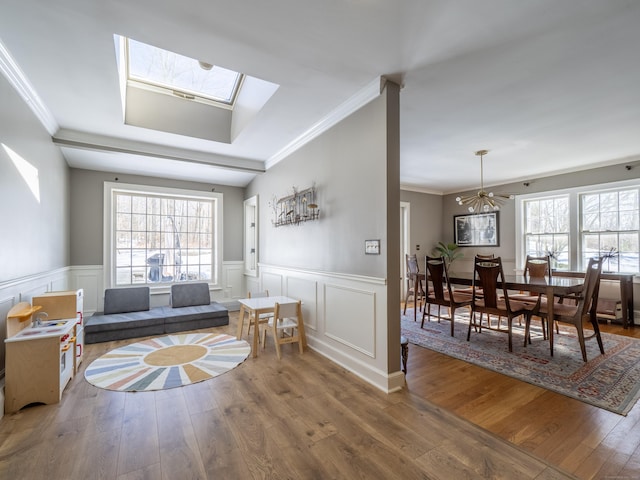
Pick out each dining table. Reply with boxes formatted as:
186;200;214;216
413;270;587;352
236;295;305;357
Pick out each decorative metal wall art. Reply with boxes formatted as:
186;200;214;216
271;186;320;227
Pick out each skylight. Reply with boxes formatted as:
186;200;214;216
126;38;243;106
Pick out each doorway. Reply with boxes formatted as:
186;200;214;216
400;202;410;299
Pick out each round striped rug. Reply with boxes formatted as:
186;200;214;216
84;333;250;392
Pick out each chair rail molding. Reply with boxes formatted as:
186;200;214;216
257;263;403;393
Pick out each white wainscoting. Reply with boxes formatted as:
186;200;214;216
258;264;404;393
0;261;246;368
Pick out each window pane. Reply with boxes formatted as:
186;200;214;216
619;233;639;272
583;213;598;231
131;196;146;214
600;192;618;211
131;214;146;232
583;233;600;260
116;231;131;249
582;194;599;214
147;197;161;215
619;190;638;210
116;195;131;213
555;198;570;231
620;212;639;230
117;268;132;285
600;212;618;230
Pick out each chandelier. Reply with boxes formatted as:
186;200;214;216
455;149;514;213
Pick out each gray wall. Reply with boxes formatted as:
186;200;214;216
443;162;640;262
246;96;390;277
400;190;443;264
0;74;70;283
69;169;246;265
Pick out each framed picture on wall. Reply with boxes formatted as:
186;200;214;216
454;212;499;247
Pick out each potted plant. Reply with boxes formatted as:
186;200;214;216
433;242;463;266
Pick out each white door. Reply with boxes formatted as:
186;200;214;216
400;202;410;298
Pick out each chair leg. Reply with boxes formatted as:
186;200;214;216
273;324;283;359
591;318;605;355
576;324;588;362
507;317;513;352
297;329;304;354
450;308;455;337
401;340;409;374
523;314;531;347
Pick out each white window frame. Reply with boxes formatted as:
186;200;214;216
516;178;640;273
103;182;223;290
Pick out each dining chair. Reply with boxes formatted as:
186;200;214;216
509;255;552;338
455;253;496;326
243;290;272;346
467;257;538;352
528;257;604;362
403;254;426;315
455;253;495;296
422;255;472;336
267;300;305;359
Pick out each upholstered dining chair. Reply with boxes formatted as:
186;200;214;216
403;254;425;315
422;255;472;336
267;300;305;359
528;257;604;362
467;257;538;352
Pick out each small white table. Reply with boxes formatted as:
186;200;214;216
236;296;303;357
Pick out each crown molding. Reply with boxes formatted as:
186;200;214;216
52;129;265;173
0;40;58;135
266;76;384;169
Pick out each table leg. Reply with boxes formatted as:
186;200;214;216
251;308;260;358
547;286;555;357
236;304;246;340
414;275;419;322
621;277;632;328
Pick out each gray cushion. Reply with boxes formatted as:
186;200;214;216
170;283;210;308
161;303;228;324
104;287;150;314
85;310;165;332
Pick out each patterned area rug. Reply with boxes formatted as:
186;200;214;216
402;308;640;415
84;333;251;392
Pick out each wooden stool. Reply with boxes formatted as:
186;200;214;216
401;335;409;374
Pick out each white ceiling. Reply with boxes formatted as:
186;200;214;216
2;0;639;193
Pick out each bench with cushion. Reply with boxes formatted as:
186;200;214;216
85;283;229;344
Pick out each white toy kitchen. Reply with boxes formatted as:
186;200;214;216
4;289;83;414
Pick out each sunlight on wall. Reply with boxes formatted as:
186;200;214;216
2;143;40;203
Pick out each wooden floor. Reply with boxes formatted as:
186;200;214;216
0;310;637;479
405;304;640;480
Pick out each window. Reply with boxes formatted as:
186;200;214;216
104;183;223;288
517;181;640;273
523;196;570;270
581;188;639;272
126;37;243;107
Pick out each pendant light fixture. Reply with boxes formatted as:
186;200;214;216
455;150;514;213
